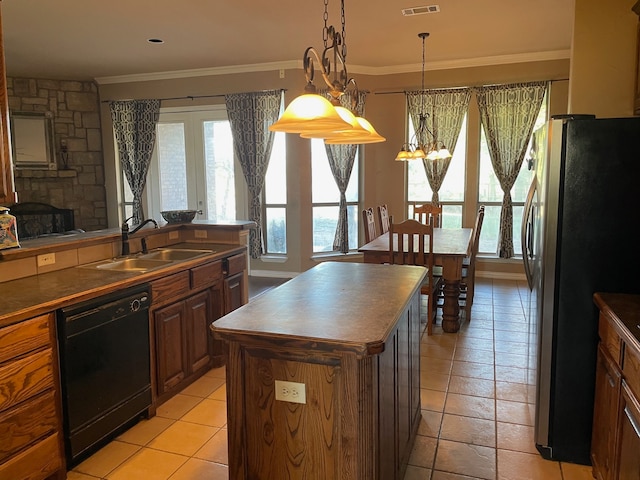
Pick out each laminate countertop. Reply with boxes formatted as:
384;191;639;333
212;261;427;356
0;242;245;327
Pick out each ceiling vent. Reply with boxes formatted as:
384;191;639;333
402;5;440;16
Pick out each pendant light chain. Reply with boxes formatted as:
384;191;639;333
341;0;347;61
323;0;329;48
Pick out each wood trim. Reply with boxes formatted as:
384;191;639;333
0;3;16;204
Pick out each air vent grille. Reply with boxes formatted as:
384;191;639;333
402;5;440;16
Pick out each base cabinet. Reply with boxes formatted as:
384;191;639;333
0;313;65;480
152;252;247;405
155;289;218;395
618;383;640;479
592;293;640;480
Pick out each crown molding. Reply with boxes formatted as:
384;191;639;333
95;50;570;85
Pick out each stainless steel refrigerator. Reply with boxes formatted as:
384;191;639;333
521;114;640;465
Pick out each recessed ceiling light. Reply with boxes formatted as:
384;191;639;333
147;38;164;44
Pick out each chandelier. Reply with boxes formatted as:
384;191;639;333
269;0;385;144
395;33;451;161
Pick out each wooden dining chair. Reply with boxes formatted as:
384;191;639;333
377;204;390;234
388;218;442;335
362;207;378;244
460;206;485;318
413;203;443;228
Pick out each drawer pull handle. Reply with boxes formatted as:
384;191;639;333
625;405;640;438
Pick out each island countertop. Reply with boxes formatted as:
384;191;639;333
212;261;427;356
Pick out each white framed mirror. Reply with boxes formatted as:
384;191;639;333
10;111;56;170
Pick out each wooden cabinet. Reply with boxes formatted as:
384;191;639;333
634;2;640;115
155;290;215;396
223;252;247;314
618;382;640;478
591;344;621;480
214;262;425;480
592;293;640;480
0;4;17;205
0;313;65;480
151;251;247;405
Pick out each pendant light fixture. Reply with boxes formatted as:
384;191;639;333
269;0;384;144
395;33;451;161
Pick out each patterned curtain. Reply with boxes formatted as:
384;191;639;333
407;88;471;205
224;90;281;259
109;100;160;224
476;81;547;258
322;91;366;253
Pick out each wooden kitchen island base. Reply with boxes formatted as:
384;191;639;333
212;262;427;480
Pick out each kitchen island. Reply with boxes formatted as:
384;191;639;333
212;261;426;480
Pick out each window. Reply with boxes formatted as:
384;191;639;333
477;95;547;255
407;114;467;227
263;132;287;254
311;140;359;253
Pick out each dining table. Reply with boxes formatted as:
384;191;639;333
358;228;473;333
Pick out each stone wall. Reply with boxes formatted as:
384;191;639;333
7;77;107;231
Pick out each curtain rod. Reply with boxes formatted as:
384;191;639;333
373;78;569;96
101;88;286;104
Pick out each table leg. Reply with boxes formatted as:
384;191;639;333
440;256;463;333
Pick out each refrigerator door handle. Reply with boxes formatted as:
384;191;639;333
522;178;537;290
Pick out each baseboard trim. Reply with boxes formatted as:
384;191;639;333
250;270;298;279
476;271;526;281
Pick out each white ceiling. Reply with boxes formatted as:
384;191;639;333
2;0;575;82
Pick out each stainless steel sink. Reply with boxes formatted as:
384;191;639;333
139;248;214;261
84;257;173;273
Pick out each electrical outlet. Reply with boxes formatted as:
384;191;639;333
37;253;56;267
194;230;208;239
168;231;179;240
275;380;306;404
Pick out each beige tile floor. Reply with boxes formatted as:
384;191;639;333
68;278;596;480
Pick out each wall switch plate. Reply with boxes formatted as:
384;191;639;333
37;253;56;267
168;231;179;240
194;230;208;239
275;380;306;404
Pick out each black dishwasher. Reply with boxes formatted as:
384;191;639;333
57;284;152;466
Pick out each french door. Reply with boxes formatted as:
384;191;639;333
146;106;246;222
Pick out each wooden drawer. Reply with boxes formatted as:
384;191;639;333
225;252;246;277
599;312;622;364
151;271;190;304
0;431;62;480
0;349;54;412
623;343;640;399
0;390;57;463
0;314;51;365
191;260;223;290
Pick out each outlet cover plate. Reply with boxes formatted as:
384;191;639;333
275;380;306;404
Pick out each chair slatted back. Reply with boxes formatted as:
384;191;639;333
377;204;390;234
413;204;442;228
388;218;434;275
469;206;485;263
362;207;377;244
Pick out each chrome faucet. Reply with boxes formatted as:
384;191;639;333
121;216;158;256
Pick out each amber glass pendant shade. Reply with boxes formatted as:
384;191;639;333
269;94;352;133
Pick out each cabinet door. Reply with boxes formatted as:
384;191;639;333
154;302;187;395
224;272;245;314
209;283;226;368
591;344;621;480
618;382;640;480
185;290;212;373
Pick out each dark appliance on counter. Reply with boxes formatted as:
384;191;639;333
57;284;152;466
521;115;640;464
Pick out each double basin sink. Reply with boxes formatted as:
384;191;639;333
81;248;215;273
